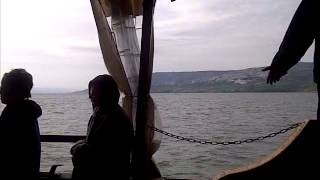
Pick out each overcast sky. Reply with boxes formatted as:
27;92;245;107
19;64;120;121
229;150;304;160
0;0;314;91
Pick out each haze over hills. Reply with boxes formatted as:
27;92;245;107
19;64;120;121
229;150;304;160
72;62;316;94
151;62;316;93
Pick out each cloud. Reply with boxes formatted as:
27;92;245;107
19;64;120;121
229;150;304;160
153;0;313;72
1;0;314;90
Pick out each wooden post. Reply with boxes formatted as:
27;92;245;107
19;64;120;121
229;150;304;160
132;0;156;179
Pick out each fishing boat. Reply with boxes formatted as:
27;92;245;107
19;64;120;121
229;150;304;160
38;0;319;179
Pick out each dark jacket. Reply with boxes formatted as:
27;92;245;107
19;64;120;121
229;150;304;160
270;0;319;83
0;99;42;178
71;104;133;179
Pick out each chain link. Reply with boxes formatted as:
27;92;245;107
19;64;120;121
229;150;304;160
147;122;303;146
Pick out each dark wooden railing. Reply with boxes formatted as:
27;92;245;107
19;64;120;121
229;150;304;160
40;135;85;179
40;135;85;143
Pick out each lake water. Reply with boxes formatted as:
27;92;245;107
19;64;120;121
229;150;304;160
1;93;317;179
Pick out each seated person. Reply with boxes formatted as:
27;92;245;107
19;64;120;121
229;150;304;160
71;75;133;179
0;69;42;179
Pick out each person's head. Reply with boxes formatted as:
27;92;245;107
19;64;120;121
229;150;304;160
88;75;120;108
0;69;33;104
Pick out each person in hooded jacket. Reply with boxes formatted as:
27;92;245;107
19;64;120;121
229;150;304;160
0;69;42;179
71;75;133;179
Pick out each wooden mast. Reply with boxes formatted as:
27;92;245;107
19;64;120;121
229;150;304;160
132;0;156;179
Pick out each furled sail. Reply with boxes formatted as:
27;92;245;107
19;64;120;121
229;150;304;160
90;0;161;160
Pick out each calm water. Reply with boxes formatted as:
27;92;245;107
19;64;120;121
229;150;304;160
1;93;317;179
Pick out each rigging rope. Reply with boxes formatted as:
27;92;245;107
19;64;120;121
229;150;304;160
147;122;303;146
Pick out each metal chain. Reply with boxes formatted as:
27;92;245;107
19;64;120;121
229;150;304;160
147;122;304;146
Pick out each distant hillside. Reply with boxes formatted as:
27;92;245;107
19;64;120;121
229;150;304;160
151;62;316;93
72;89;88;94
73;62;316;93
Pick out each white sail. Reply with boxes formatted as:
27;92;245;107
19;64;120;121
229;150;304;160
90;0;162;156
90;0;131;96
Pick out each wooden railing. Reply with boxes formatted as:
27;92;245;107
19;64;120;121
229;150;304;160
40;135;85;143
39;135;85;179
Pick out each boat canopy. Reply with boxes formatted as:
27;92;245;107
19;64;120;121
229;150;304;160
99;0;143;17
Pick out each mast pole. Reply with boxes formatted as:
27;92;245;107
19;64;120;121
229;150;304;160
133;0;156;179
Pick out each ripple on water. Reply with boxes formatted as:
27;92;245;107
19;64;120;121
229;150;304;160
29;93;317;179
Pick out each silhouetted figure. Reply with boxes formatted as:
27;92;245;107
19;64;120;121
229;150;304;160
263;0;319;120
71;75;133;179
0;69;42;179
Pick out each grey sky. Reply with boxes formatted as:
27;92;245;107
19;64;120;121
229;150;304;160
0;0;314;91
